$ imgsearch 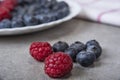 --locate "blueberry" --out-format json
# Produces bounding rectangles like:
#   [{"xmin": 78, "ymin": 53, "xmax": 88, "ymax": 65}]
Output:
[
  {"xmin": 27, "ymin": 4, "xmax": 42, "ymax": 15},
  {"xmin": 35, "ymin": 14, "xmax": 49, "ymax": 23},
  {"xmin": 52, "ymin": 1, "xmax": 70, "ymax": 19},
  {"xmin": 54, "ymin": 7, "xmax": 70, "ymax": 20},
  {"xmin": 52, "ymin": 1, "xmax": 69, "ymax": 11},
  {"xmin": 18, "ymin": 0, "xmax": 34, "ymax": 4},
  {"xmin": 86, "ymin": 40, "xmax": 100, "ymax": 46},
  {"xmin": 49, "ymin": 0, "xmax": 57, "ymax": 6},
  {"xmin": 11, "ymin": 0, "xmax": 70, "ymax": 27},
  {"xmin": 35, "ymin": 8, "xmax": 50, "ymax": 15},
  {"xmin": 53, "ymin": 41, "xmax": 69, "ymax": 52},
  {"xmin": 51, "ymin": 4, "xmax": 59, "ymax": 11},
  {"xmin": 35, "ymin": 14, "xmax": 55, "ymax": 23},
  {"xmin": 44, "ymin": 2, "xmax": 52, "ymax": 8},
  {"xmin": 41, "ymin": 9, "xmax": 50, "ymax": 14},
  {"xmin": 17, "ymin": 0, "xmax": 24, "ymax": 4},
  {"xmin": 11, "ymin": 11, "xmax": 17, "ymax": 17},
  {"xmin": 11, "ymin": 16, "xmax": 25, "ymax": 28},
  {"xmin": 12, "ymin": 6, "xmax": 28, "ymax": 17},
  {"xmin": 42, "ymin": 0, "xmax": 57, "ymax": 9},
  {"xmin": 86, "ymin": 45, "xmax": 102, "ymax": 59},
  {"xmin": 65, "ymin": 48, "xmax": 78, "ymax": 62},
  {"xmin": 86, "ymin": 40, "xmax": 102, "ymax": 59},
  {"xmin": 23, "ymin": 14, "xmax": 39, "ymax": 26},
  {"xmin": 70, "ymin": 41, "xmax": 86, "ymax": 53},
  {"xmin": 27, "ymin": 5, "xmax": 37, "ymax": 15},
  {"xmin": 57, "ymin": 1, "xmax": 69, "ymax": 8},
  {"xmin": 24, "ymin": 0, "xmax": 34, "ymax": 3},
  {"xmin": 36, "ymin": 0, "xmax": 47, "ymax": 5},
  {"xmin": 46, "ymin": 13, "xmax": 57, "ymax": 21},
  {"xmin": 0, "ymin": 19, "xmax": 11, "ymax": 29},
  {"xmin": 76, "ymin": 51, "xmax": 96, "ymax": 67}
]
